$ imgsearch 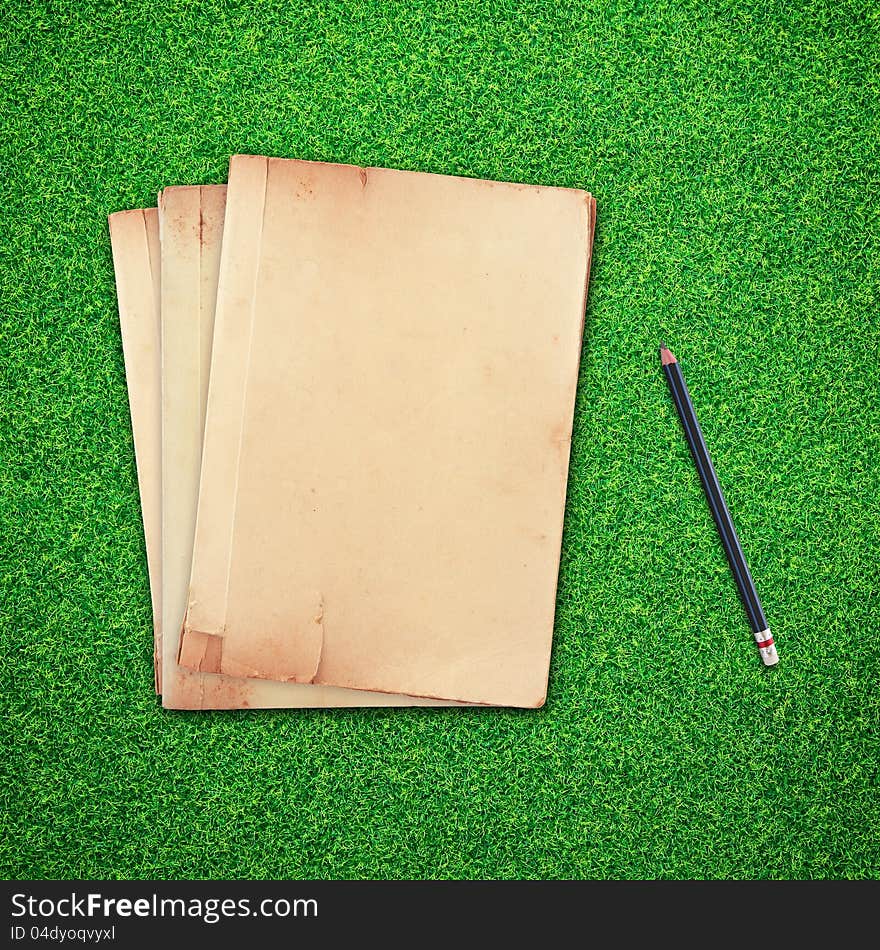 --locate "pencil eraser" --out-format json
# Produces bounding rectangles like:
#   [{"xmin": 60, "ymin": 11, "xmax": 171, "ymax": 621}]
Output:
[{"xmin": 754, "ymin": 629, "xmax": 779, "ymax": 666}]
